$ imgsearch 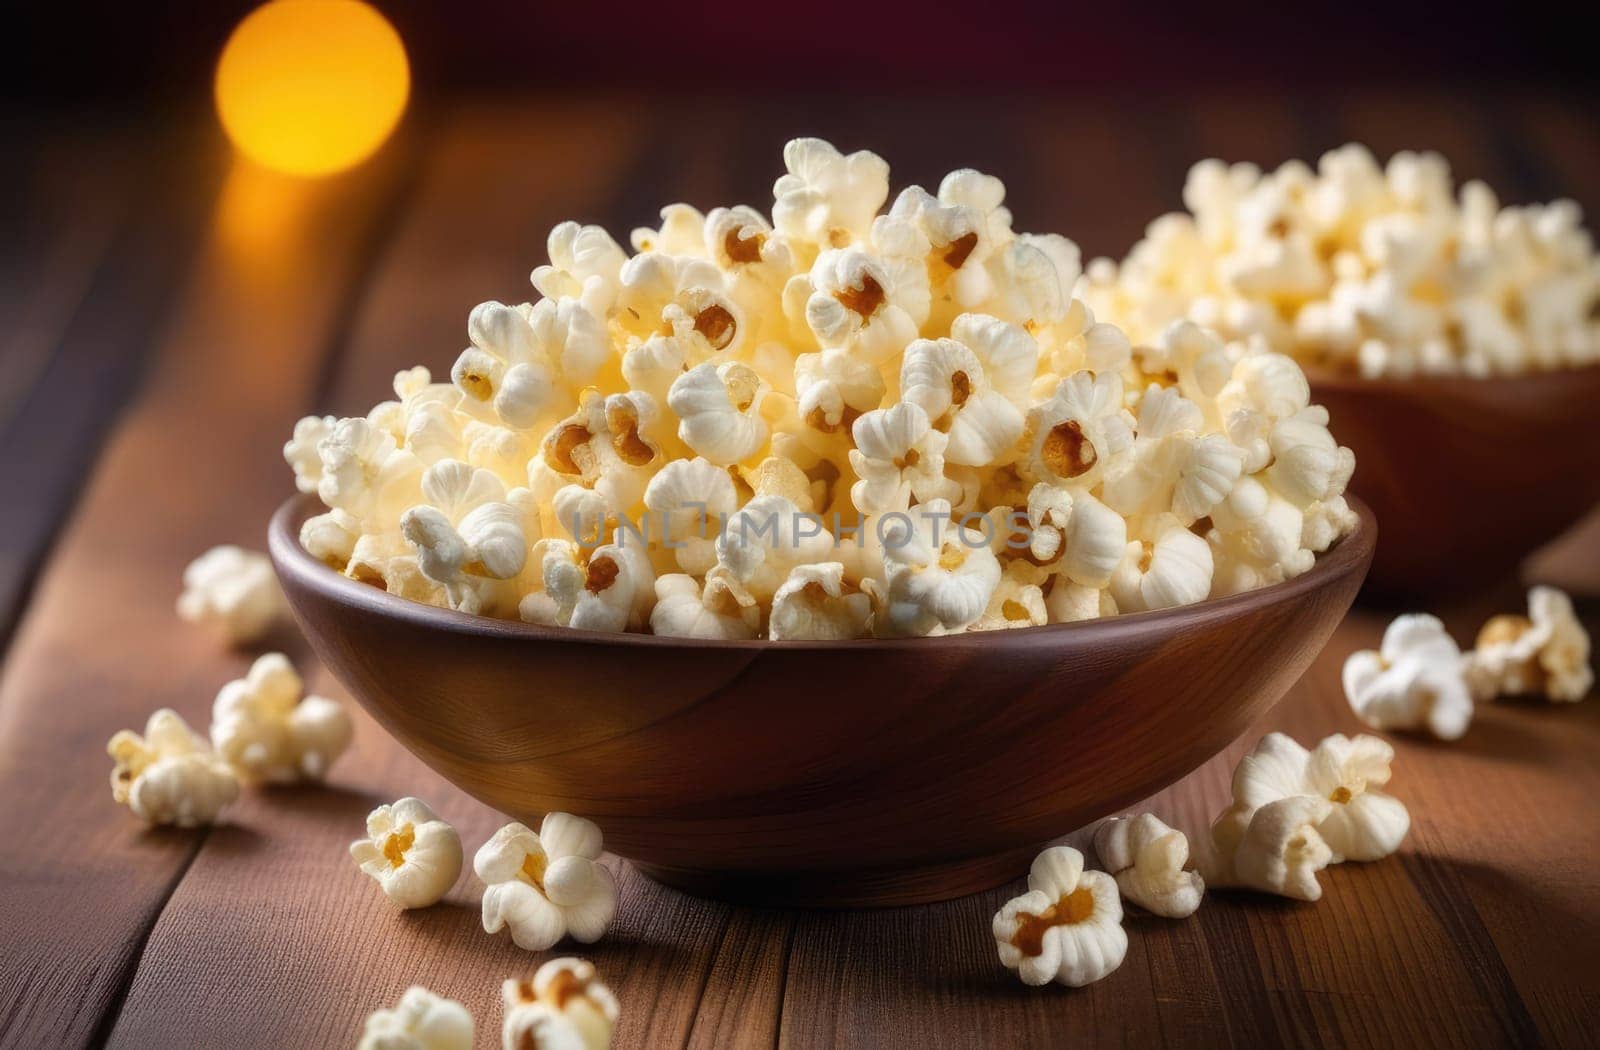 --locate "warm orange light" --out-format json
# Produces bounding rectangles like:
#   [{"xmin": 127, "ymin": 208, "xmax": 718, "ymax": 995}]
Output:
[{"xmin": 215, "ymin": 0, "xmax": 409, "ymax": 177}]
